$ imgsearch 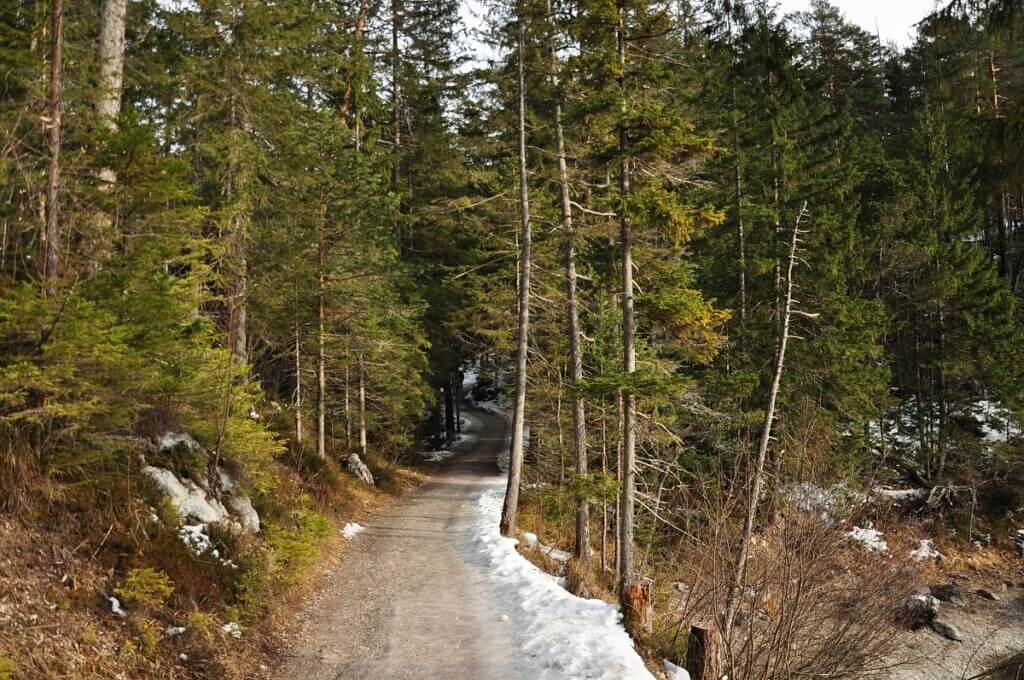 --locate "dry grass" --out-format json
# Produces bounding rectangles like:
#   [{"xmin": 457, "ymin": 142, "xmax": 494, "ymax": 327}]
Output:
[{"xmin": 0, "ymin": 453, "xmax": 426, "ymax": 679}]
